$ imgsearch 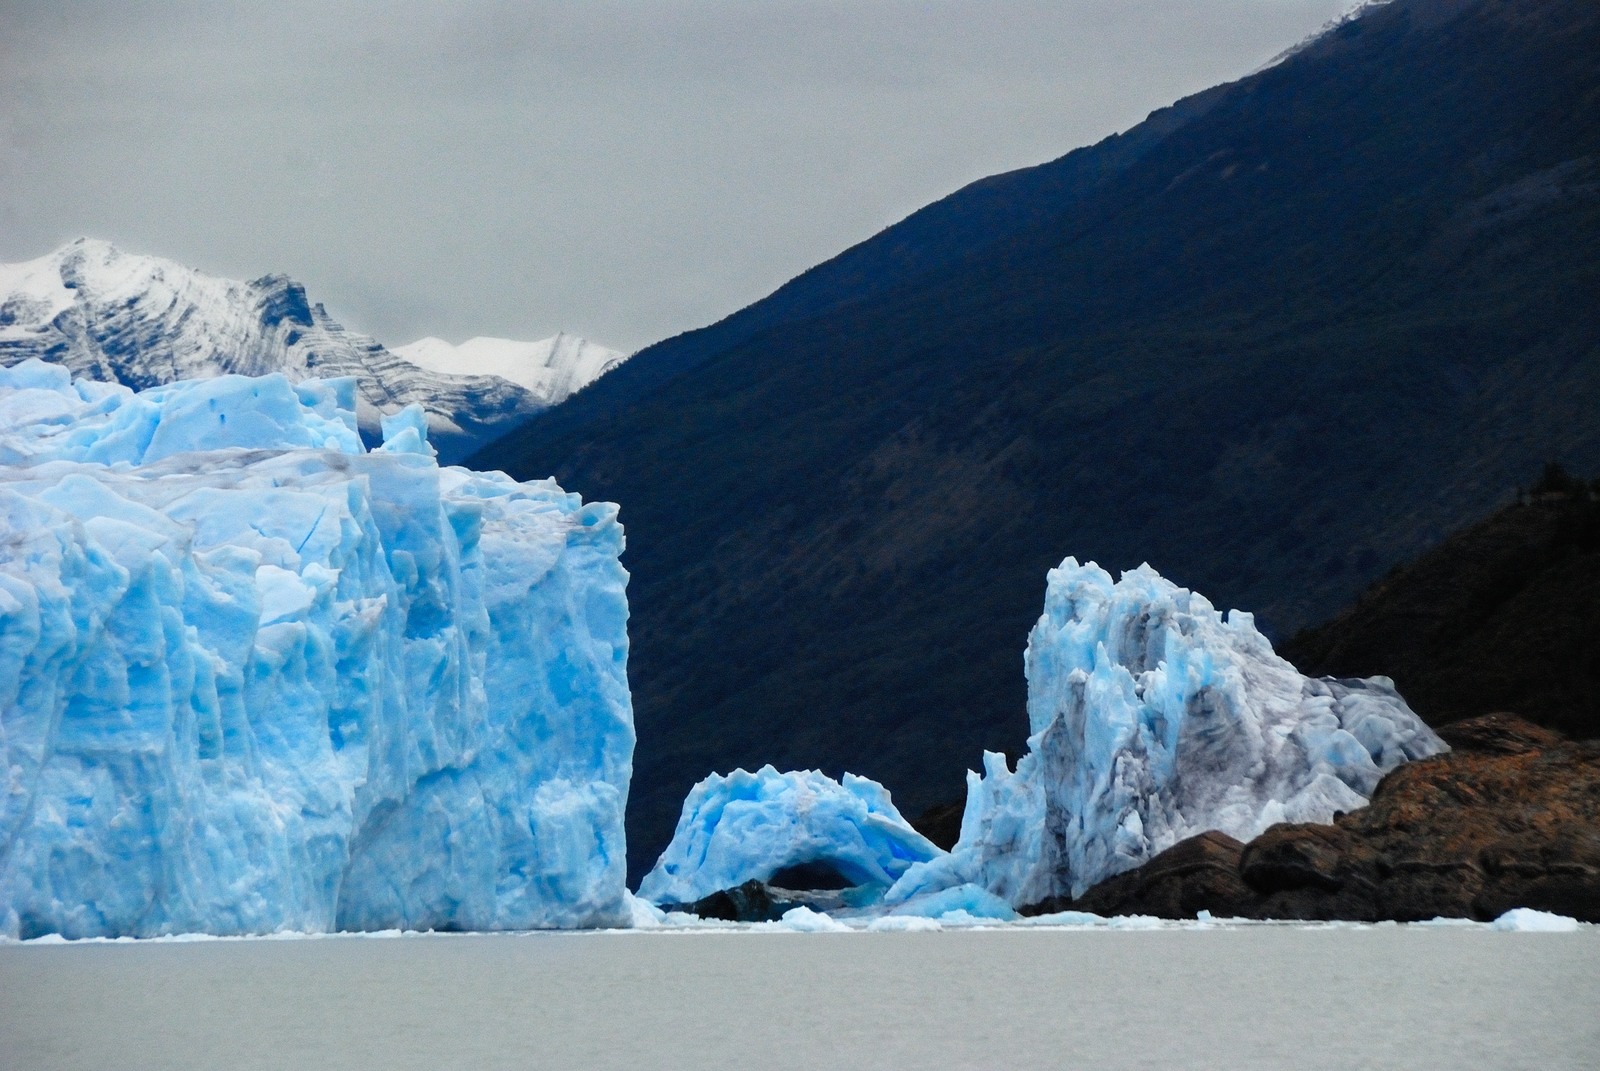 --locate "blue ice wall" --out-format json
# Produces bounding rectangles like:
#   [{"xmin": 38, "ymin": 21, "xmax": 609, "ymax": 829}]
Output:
[{"xmin": 0, "ymin": 361, "xmax": 633, "ymax": 937}]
